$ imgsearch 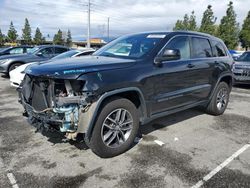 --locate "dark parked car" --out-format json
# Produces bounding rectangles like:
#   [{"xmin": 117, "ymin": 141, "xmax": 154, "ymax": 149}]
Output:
[
  {"xmin": 232, "ymin": 51, "xmax": 250, "ymax": 84},
  {"xmin": 50, "ymin": 49, "xmax": 95, "ymax": 60},
  {"xmin": 9, "ymin": 49, "xmax": 96, "ymax": 87},
  {"xmin": 0, "ymin": 45, "xmax": 69, "ymax": 74},
  {"xmin": 18, "ymin": 31, "xmax": 233, "ymax": 158},
  {"xmin": 0, "ymin": 46, "xmax": 33, "ymax": 56}
]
